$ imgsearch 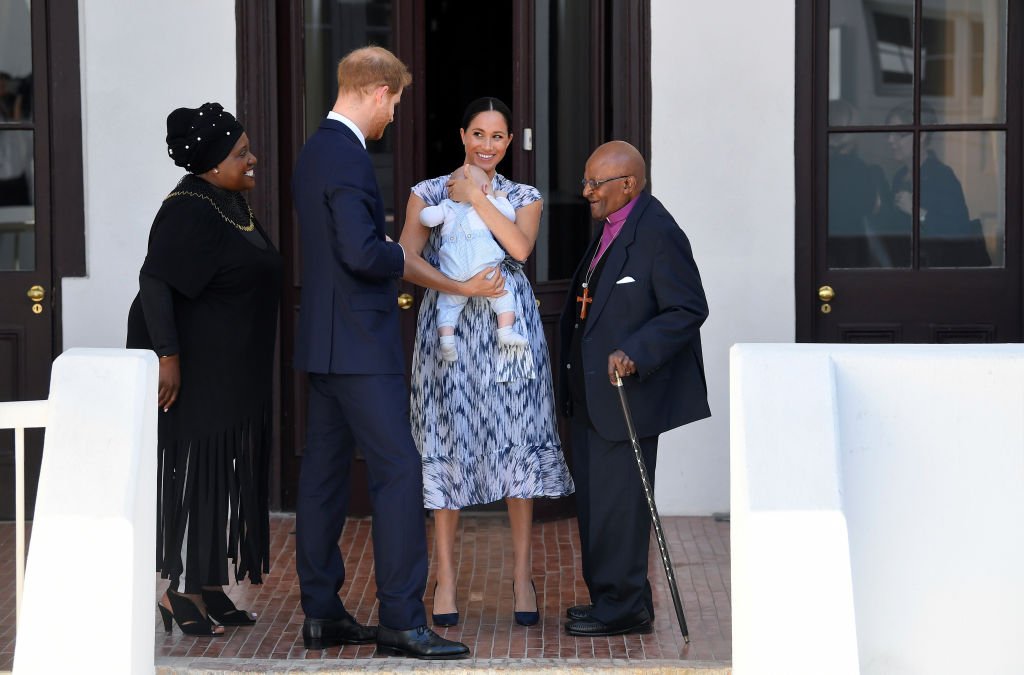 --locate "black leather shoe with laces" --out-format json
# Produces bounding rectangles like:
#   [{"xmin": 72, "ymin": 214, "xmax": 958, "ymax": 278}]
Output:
[
  {"xmin": 302, "ymin": 615, "xmax": 377, "ymax": 650},
  {"xmin": 376, "ymin": 625, "xmax": 470, "ymax": 660}
]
